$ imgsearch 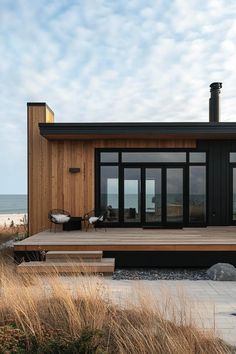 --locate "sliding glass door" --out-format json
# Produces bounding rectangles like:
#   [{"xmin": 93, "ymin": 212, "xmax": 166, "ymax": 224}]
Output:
[
  {"xmin": 97, "ymin": 150, "xmax": 207, "ymax": 227},
  {"xmin": 166, "ymin": 168, "xmax": 183, "ymax": 224},
  {"xmin": 145, "ymin": 168, "xmax": 162, "ymax": 223},
  {"xmin": 189, "ymin": 166, "xmax": 206, "ymax": 224},
  {"xmin": 122, "ymin": 166, "xmax": 184, "ymax": 226},
  {"xmin": 231, "ymin": 166, "xmax": 236, "ymax": 224},
  {"xmin": 100, "ymin": 166, "xmax": 119, "ymax": 222},
  {"xmin": 124, "ymin": 168, "xmax": 141, "ymax": 223}
]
